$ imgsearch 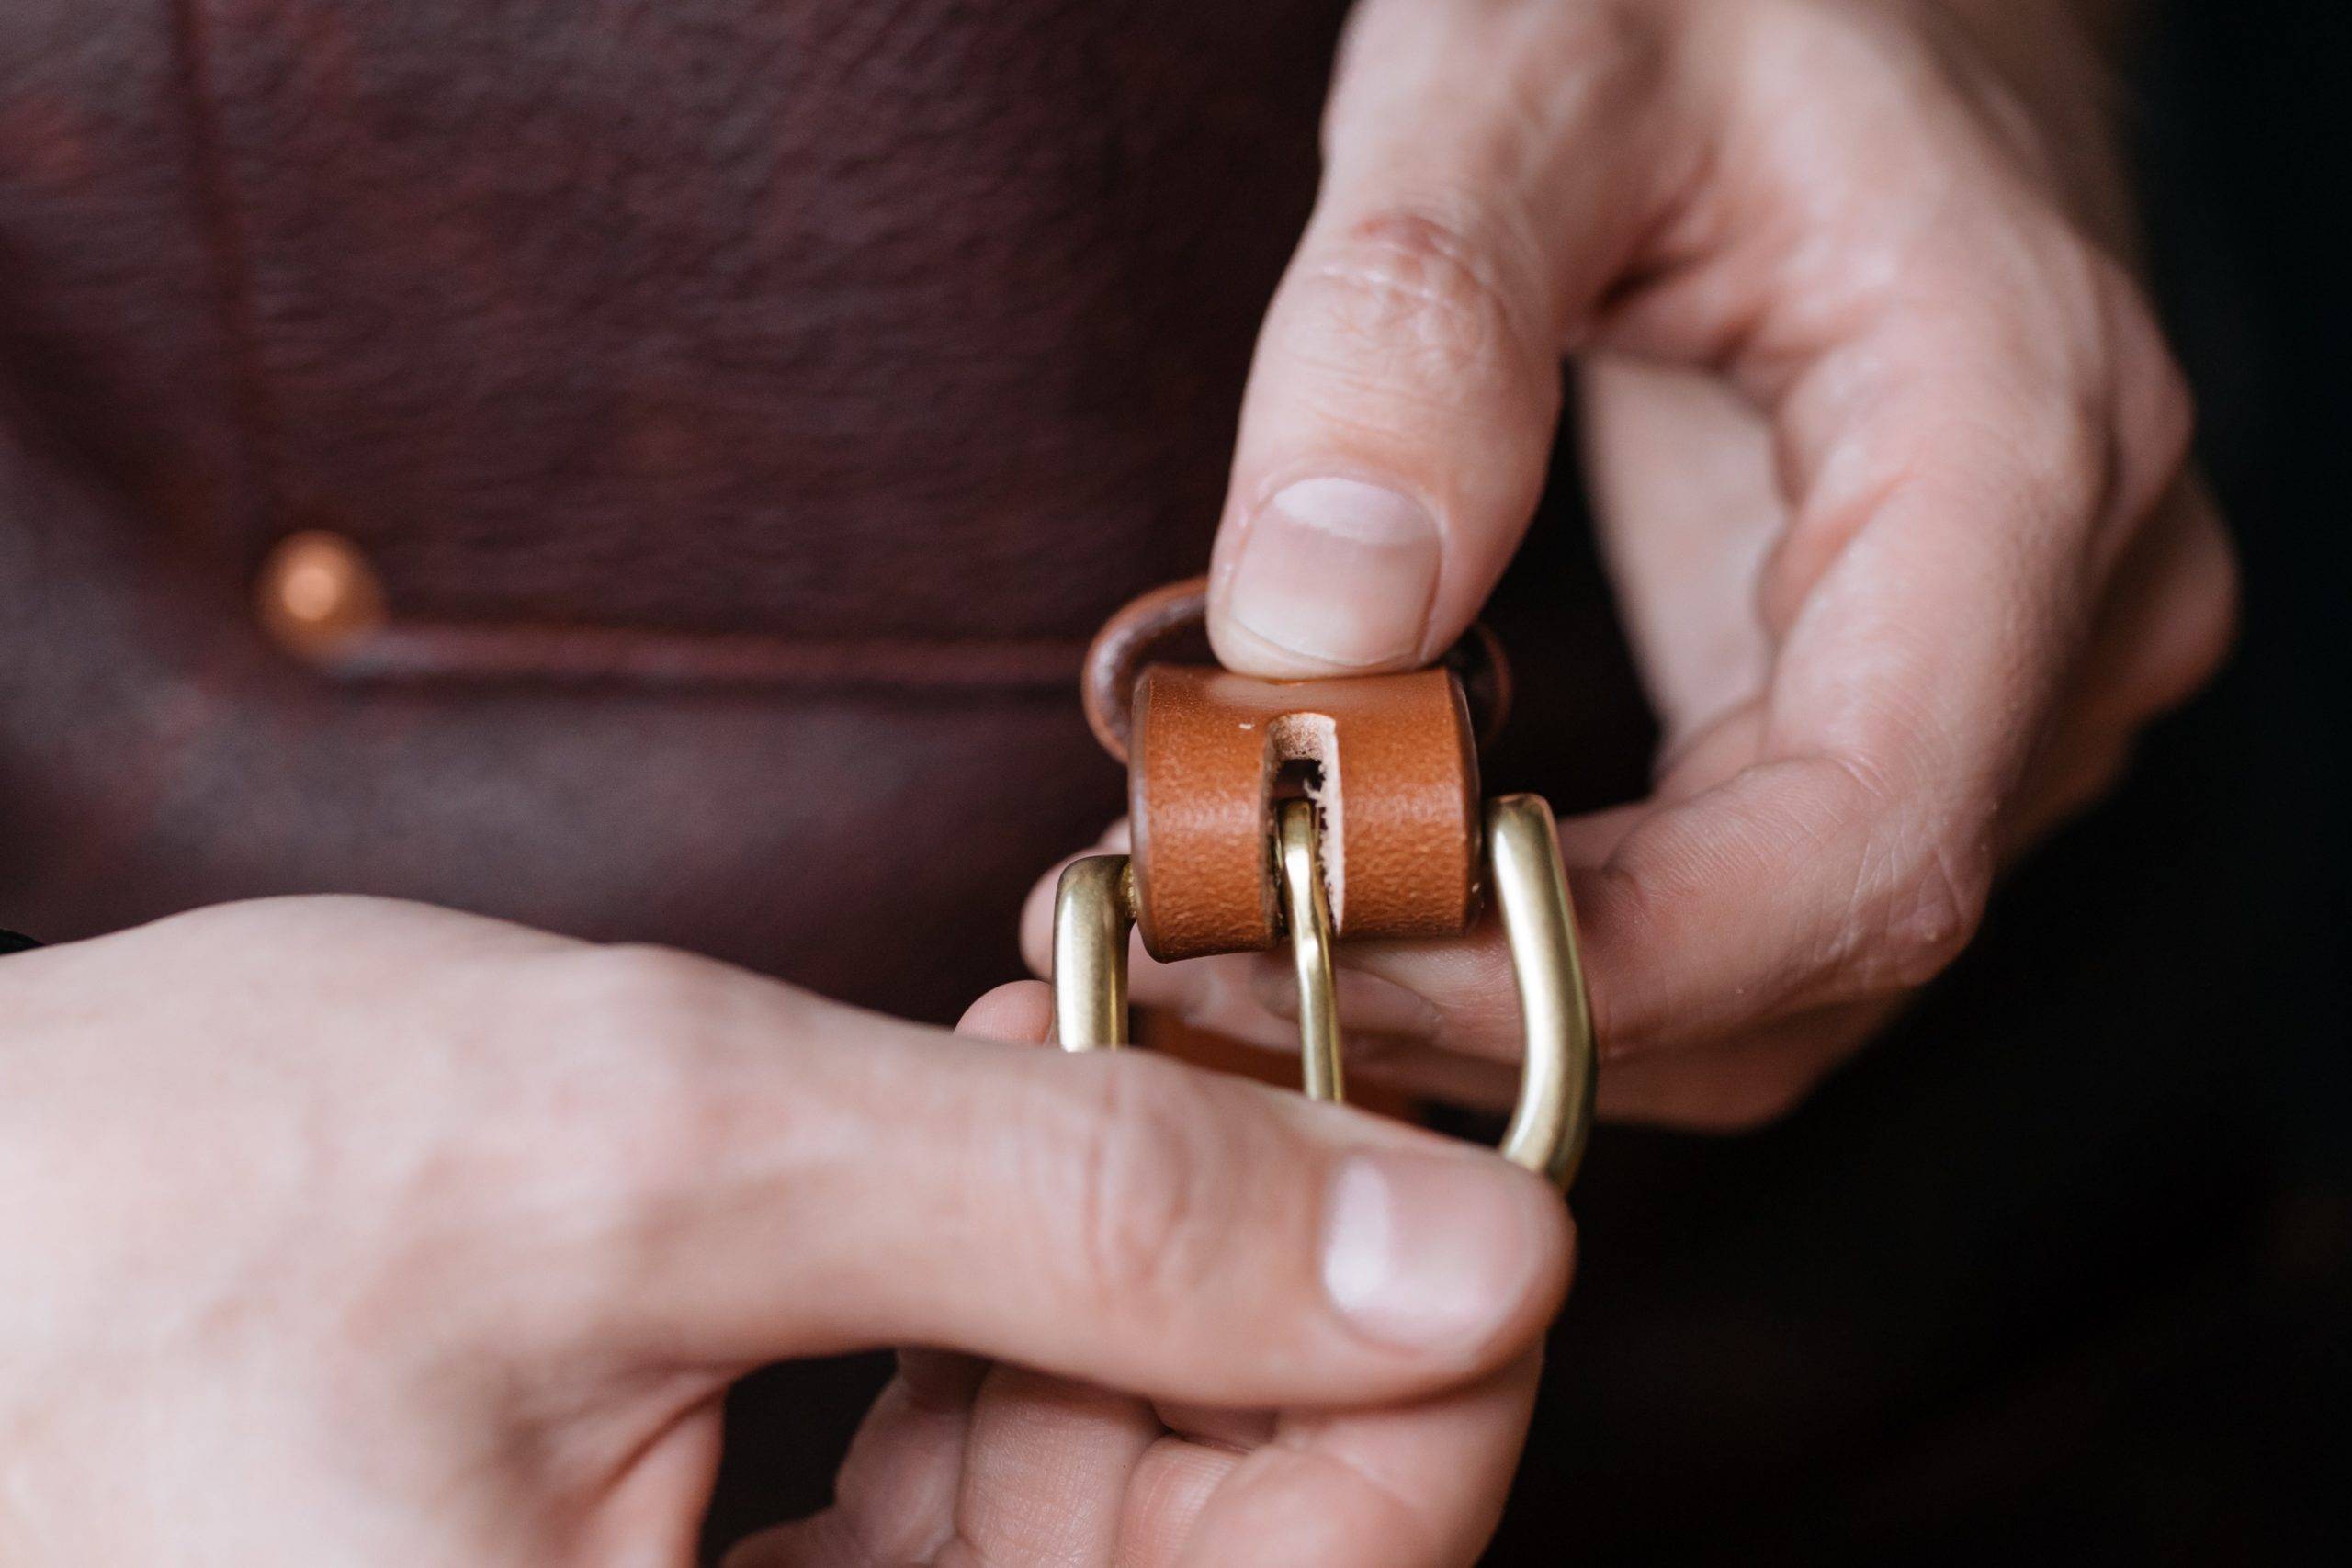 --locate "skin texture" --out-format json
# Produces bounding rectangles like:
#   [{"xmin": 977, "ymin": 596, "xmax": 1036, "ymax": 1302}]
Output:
[
  {"xmin": 732, "ymin": 984, "xmax": 1549, "ymax": 1568},
  {"xmin": 1028, "ymin": 0, "xmax": 2237, "ymax": 1132},
  {"xmin": 0, "ymin": 900, "xmax": 1566, "ymax": 1565}
]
